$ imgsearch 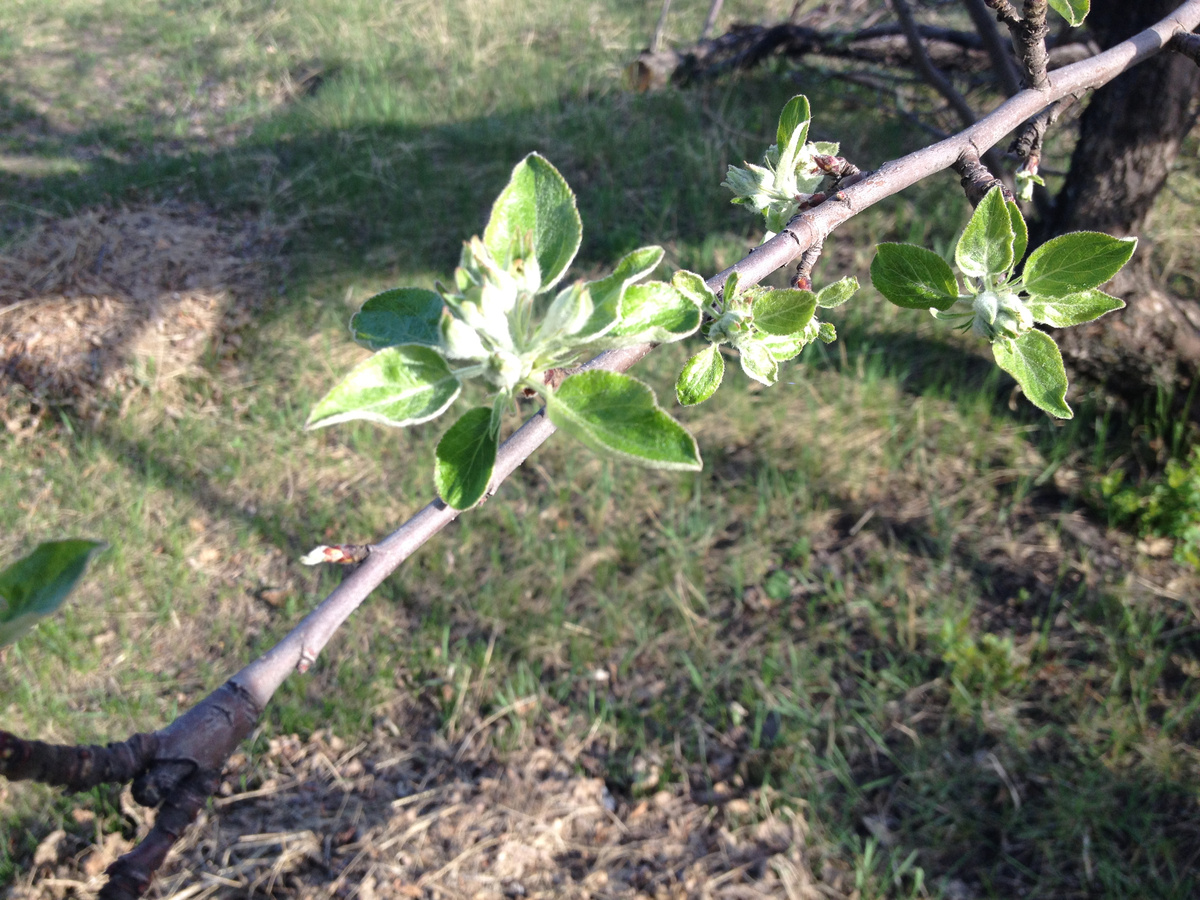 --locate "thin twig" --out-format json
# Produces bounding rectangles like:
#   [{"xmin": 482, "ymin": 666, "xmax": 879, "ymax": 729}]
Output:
[
  {"xmin": 699, "ymin": 0, "xmax": 724, "ymax": 41},
  {"xmin": 1009, "ymin": 93, "xmax": 1079, "ymax": 163},
  {"xmin": 983, "ymin": 0, "xmax": 1021, "ymax": 28},
  {"xmin": 791, "ymin": 241, "xmax": 824, "ymax": 291},
  {"xmin": 964, "ymin": 0, "xmax": 1024, "ymax": 94},
  {"xmin": 650, "ymin": 0, "xmax": 672, "ymax": 53},
  {"xmin": 891, "ymin": 0, "xmax": 978, "ymax": 127}
]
